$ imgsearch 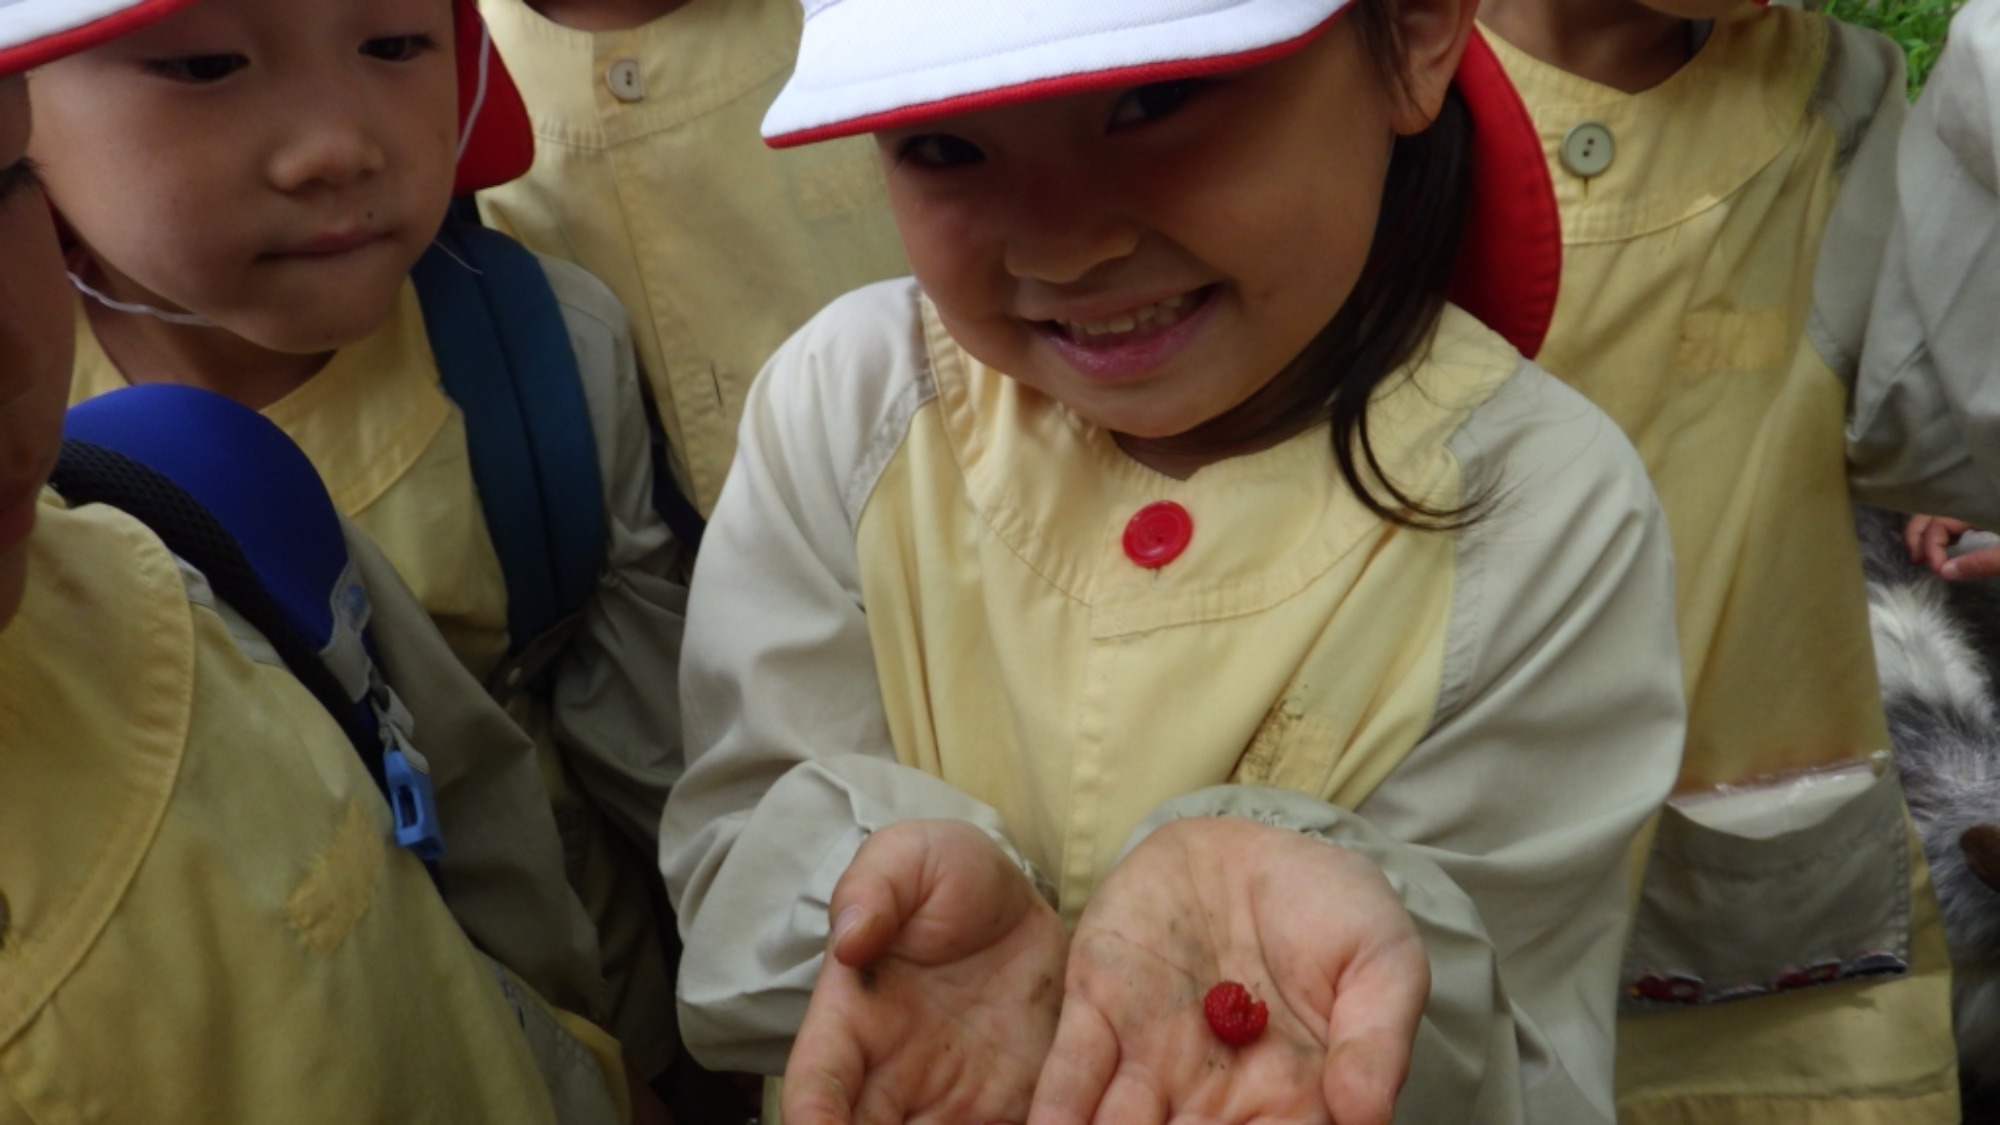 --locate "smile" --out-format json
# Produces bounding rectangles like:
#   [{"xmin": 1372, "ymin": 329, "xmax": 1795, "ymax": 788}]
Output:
[
  {"xmin": 1034, "ymin": 285, "xmax": 1220, "ymax": 383},
  {"xmin": 1051, "ymin": 290, "xmax": 1205, "ymax": 346}
]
